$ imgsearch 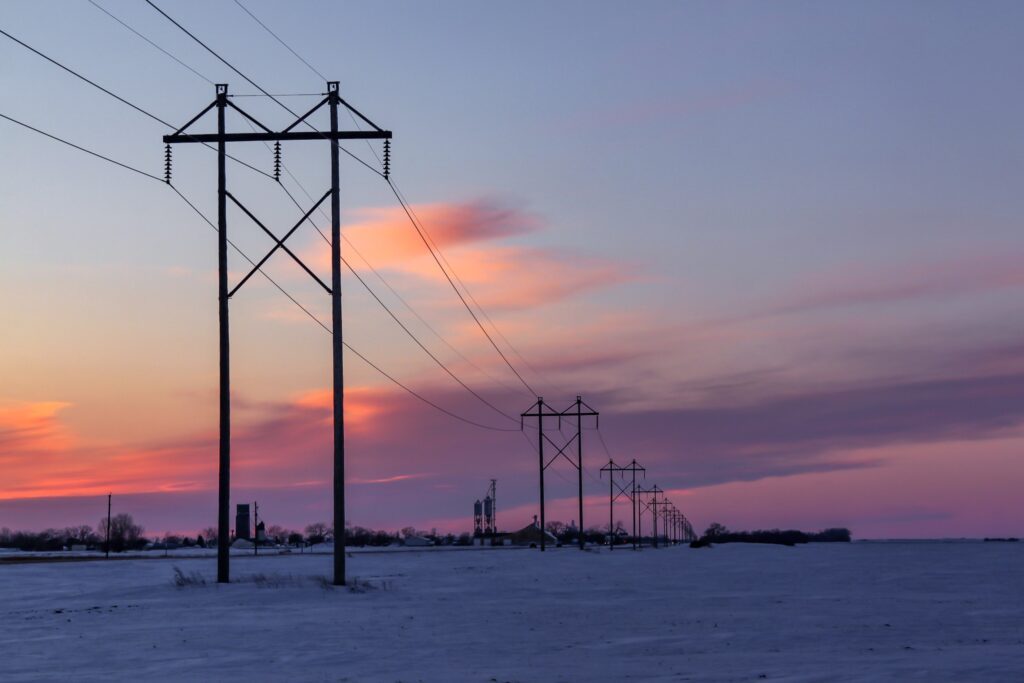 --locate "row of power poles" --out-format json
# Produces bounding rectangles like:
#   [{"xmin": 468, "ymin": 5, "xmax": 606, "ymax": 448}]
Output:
[{"xmin": 521, "ymin": 396, "xmax": 696, "ymax": 551}]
